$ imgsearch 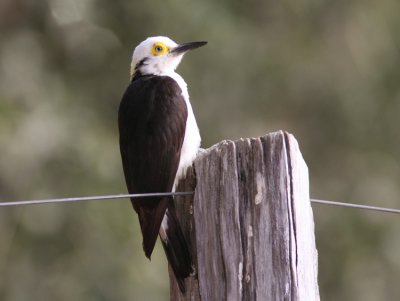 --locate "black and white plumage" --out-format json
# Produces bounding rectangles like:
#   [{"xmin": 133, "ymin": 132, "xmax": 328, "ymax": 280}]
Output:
[{"xmin": 118, "ymin": 36, "xmax": 206, "ymax": 292}]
